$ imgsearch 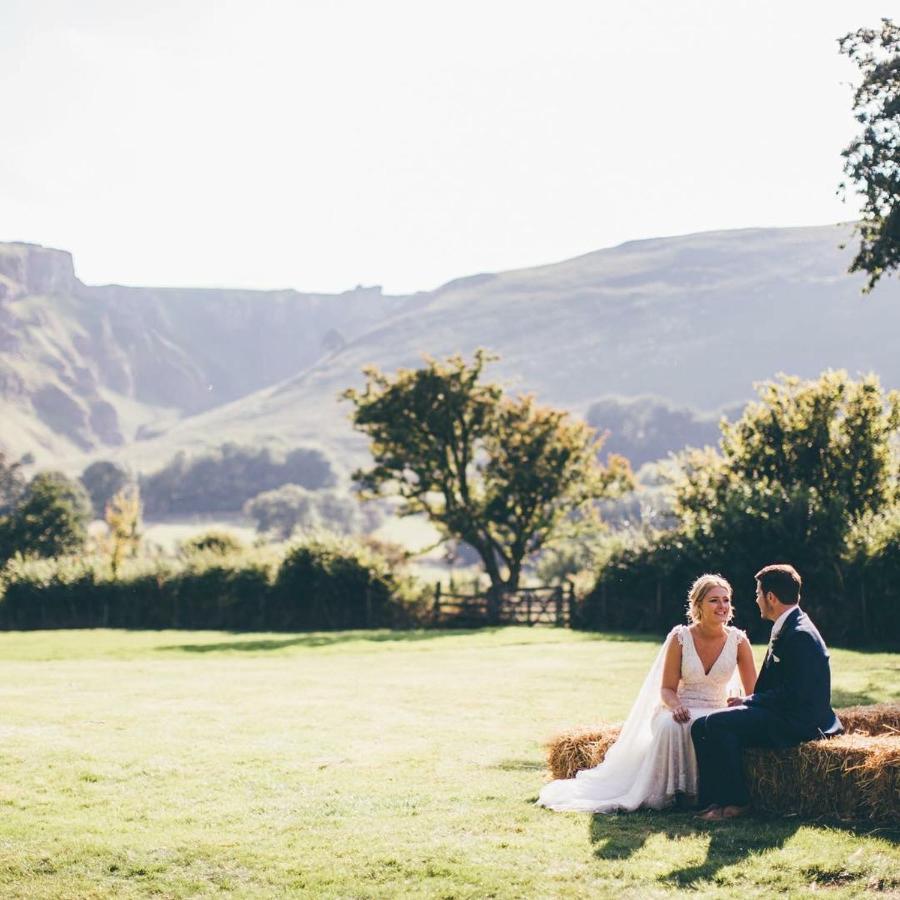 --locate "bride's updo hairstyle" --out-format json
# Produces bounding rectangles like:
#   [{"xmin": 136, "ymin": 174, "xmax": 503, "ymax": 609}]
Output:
[{"xmin": 686, "ymin": 573, "xmax": 733, "ymax": 624}]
